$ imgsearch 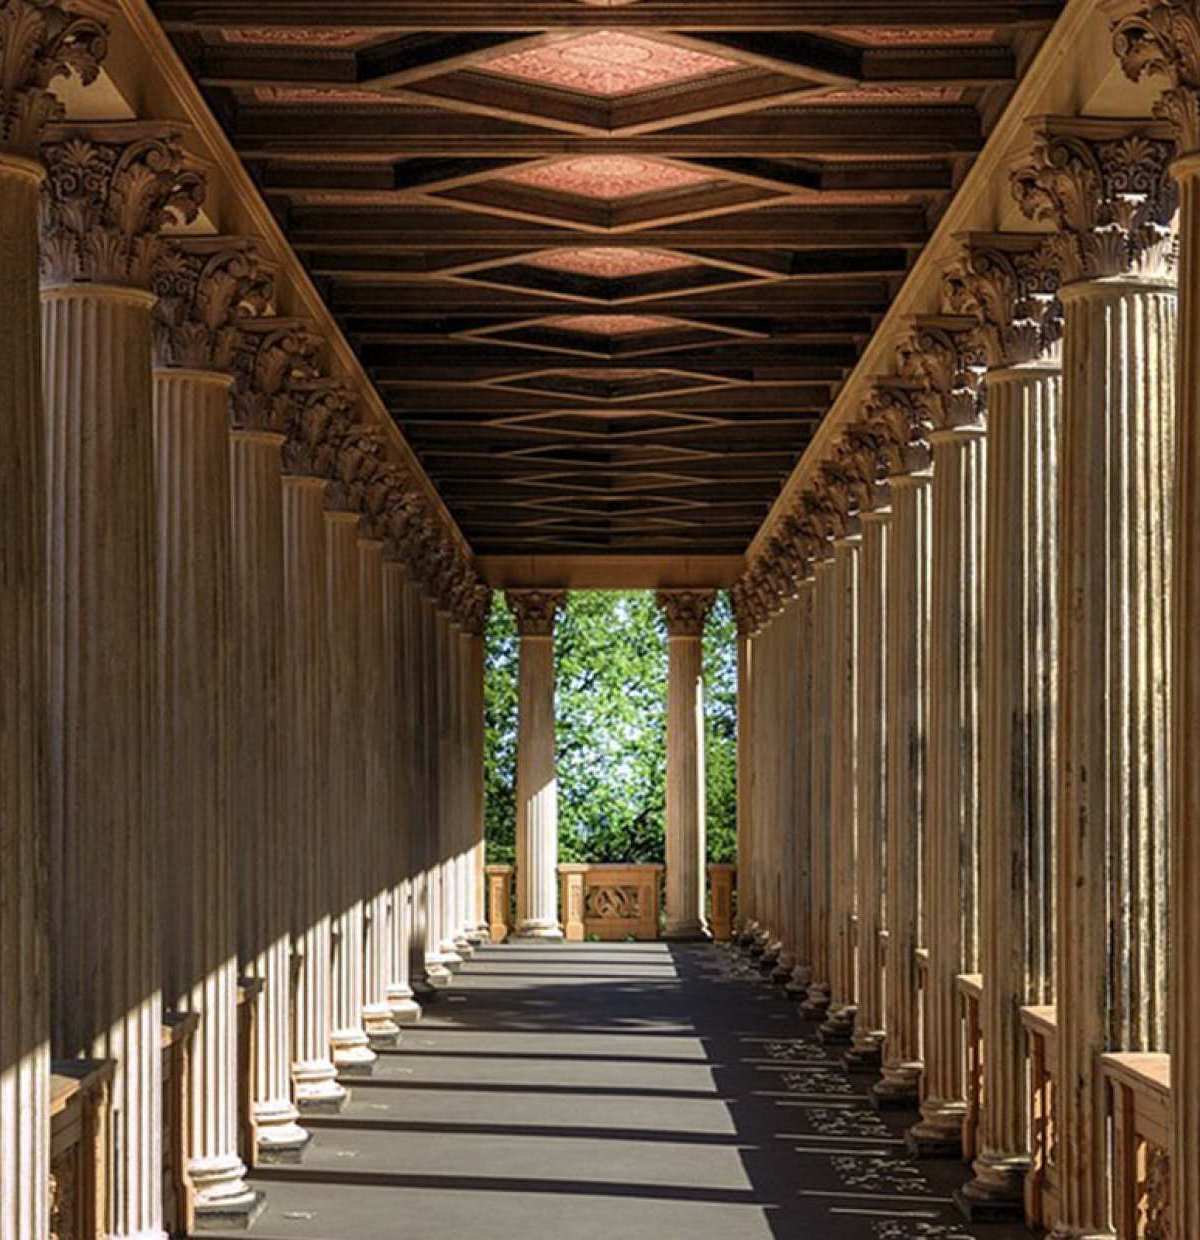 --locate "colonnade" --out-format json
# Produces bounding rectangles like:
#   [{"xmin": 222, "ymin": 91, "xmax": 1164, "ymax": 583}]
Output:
[
  {"xmin": 732, "ymin": 88, "xmax": 1197, "ymax": 1237},
  {"xmin": 506, "ymin": 588, "xmax": 718, "ymax": 942},
  {"xmin": 0, "ymin": 7, "xmax": 490, "ymax": 1233}
]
